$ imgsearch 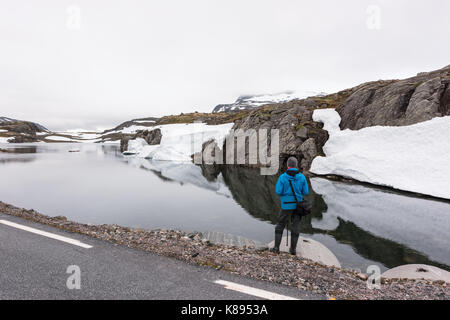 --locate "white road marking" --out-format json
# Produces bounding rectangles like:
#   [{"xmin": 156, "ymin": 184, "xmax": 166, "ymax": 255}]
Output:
[
  {"xmin": 0, "ymin": 220, "xmax": 93, "ymax": 249},
  {"xmin": 214, "ymin": 280, "xmax": 299, "ymax": 300}
]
